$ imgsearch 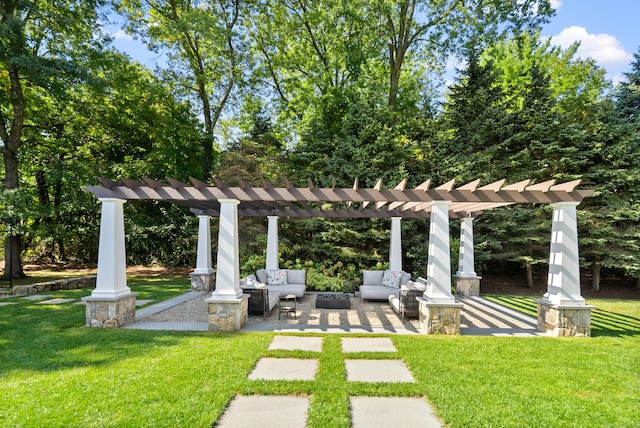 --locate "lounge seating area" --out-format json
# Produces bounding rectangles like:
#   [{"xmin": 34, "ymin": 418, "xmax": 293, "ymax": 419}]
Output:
[
  {"xmin": 240, "ymin": 269, "xmax": 307, "ymax": 317},
  {"xmin": 360, "ymin": 270, "xmax": 427, "ymax": 321},
  {"xmin": 359, "ymin": 269, "xmax": 412, "ymax": 300},
  {"xmin": 388, "ymin": 278, "xmax": 428, "ymax": 321}
]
